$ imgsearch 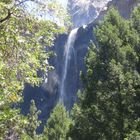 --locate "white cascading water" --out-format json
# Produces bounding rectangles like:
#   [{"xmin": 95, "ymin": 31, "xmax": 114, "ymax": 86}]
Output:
[
  {"xmin": 59, "ymin": 0, "xmax": 113, "ymax": 105},
  {"xmin": 60, "ymin": 28, "xmax": 78, "ymax": 103}
]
